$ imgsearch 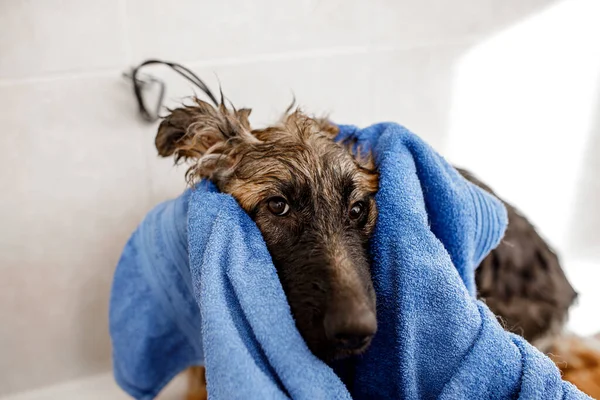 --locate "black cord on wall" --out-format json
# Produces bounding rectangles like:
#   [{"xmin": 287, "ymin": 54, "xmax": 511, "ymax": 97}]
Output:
[{"xmin": 123, "ymin": 59, "xmax": 219, "ymax": 122}]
